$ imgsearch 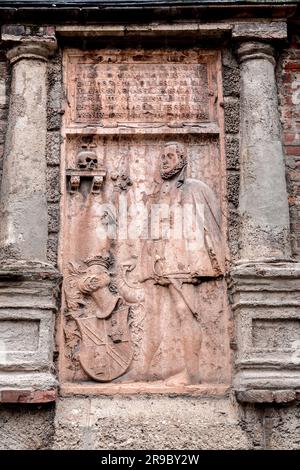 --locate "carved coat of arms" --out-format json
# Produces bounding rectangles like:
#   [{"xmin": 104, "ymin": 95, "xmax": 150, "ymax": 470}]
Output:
[{"xmin": 64, "ymin": 252, "xmax": 133, "ymax": 381}]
